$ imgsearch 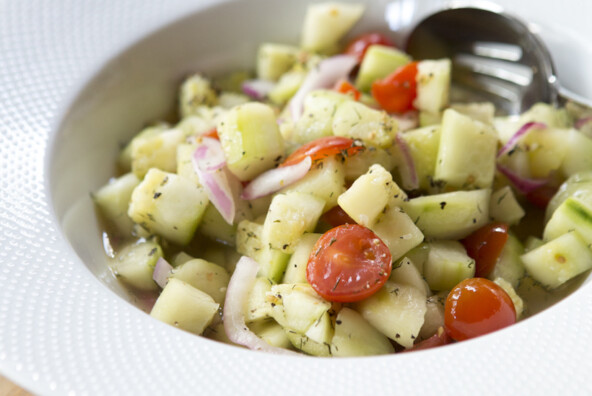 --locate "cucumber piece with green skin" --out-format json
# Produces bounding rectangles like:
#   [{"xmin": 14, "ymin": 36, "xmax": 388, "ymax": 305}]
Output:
[
  {"xmin": 338, "ymin": 164, "xmax": 396, "ymax": 227},
  {"xmin": 292, "ymin": 90, "xmax": 350, "ymax": 144},
  {"xmin": 397, "ymin": 125, "xmax": 441, "ymax": 191},
  {"xmin": 354, "ymin": 281, "xmax": 426, "ymax": 349},
  {"xmin": 370, "ymin": 206, "xmax": 424, "ymax": 261},
  {"xmin": 544, "ymin": 196, "xmax": 592, "ymax": 245},
  {"xmin": 488, "ymin": 233, "xmax": 525, "ymax": 289},
  {"xmin": 283, "ymin": 233, "xmax": 322, "ymax": 284},
  {"xmin": 131, "ymin": 128, "xmax": 185, "ymax": 179},
  {"xmin": 249, "ymin": 320, "xmax": 292, "ymax": 349},
  {"xmin": 403, "ymin": 242, "xmax": 430, "ymax": 274},
  {"xmin": 169, "ymin": 258, "xmax": 230, "ymax": 304},
  {"xmin": 128, "ymin": 168, "xmax": 209, "ymax": 245},
  {"xmin": 402, "ymin": 189, "xmax": 491, "ymax": 240},
  {"xmin": 424, "ymin": 240, "xmax": 475, "ymax": 292},
  {"xmin": 256, "ymin": 43, "xmax": 300, "ymax": 82},
  {"xmin": 522, "ymin": 127, "xmax": 568, "ymax": 179},
  {"xmin": 217, "ymin": 102, "xmax": 285, "ymax": 181},
  {"xmin": 355, "ymin": 45, "xmax": 411, "ymax": 92},
  {"xmin": 332, "ymin": 100, "xmax": 398, "ymax": 148},
  {"xmin": 262, "ymin": 192, "xmax": 325, "ymax": 254},
  {"xmin": 268, "ymin": 69, "xmax": 307, "ymax": 105},
  {"xmin": 198, "ymin": 204, "xmax": 236, "ymax": 246},
  {"xmin": 245, "ymin": 277, "xmax": 274, "ymax": 323},
  {"xmin": 150, "ymin": 278, "xmax": 219, "ymax": 335},
  {"xmin": 434, "ymin": 109, "xmax": 498, "ymax": 189},
  {"xmin": 489, "ymin": 186, "xmax": 525, "ymax": 225},
  {"xmin": 179, "ymin": 74, "xmax": 218, "ymax": 118},
  {"xmin": 521, "ymin": 231, "xmax": 592, "ymax": 289},
  {"xmin": 280, "ymin": 157, "xmax": 346, "ymax": 213},
  {"xmin": 546, "ymin": 171, "xmax": 592, "ymax": 222},
  {"xmin": 561, "ymin": 128, "xmax": 592, "ymax": 177},
  {"xmin": 413, "ymin": 59, "xmax": 451, "ymax": 114},
  {"xmin": 93, "ymin": 172, "xmax": 140, "ymax": 236},
  {"xmin": 286, "ymin": 331, "xmax": 331, "ymax": 357},
  {"xmin": 493, "ymin": 277, "xmax": 524, "ymax": 319},
  {"xmin": 118, "ymin": 123, "xmax": 168, "ymax": 172},
  {"xmin": 331, "ymin": 307, "xmax": 394, "ymax": 357},
  {"xmin": 111, "ymin": 240, "xmax": 162, "ymax": 292},
  {"xmin": 391, "ymin": 257, "xmax": 430, "ymax": 296},
  {"xmin": 300, "ymin": 2, "xmax": 365, "ymax": 54}
]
